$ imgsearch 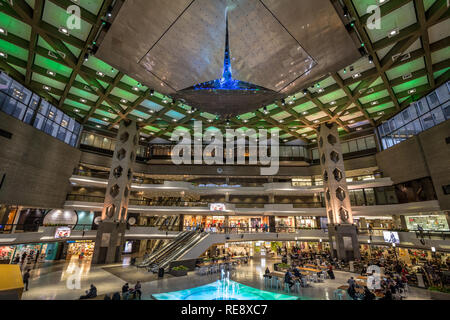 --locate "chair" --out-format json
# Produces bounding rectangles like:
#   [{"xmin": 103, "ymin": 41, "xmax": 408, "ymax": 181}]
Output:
[
  {"xmin": 271, "ymin": 277, "xmax": 281, "ymax": 290},
  {"xmin": 333, "ymin": 289, "xmax": 346, "ymax": 300},
  {"xmin": 301, "ymin": 277, "xmax": 308, "ymax": 287},
  {"xmin": 264, "ymin": 276, "xmax": 270, "ymax": 288},
  {"xmin": 311, "ymin": 273, "xmax": 318, "ymax": 282},
  {"xmin": 284, "ymin": 282, "xmax": 291, "ymax": 294},
  {"xmin": 294, "ymin": 281, "xmax": 301, "ymax": 294},
  {"xmin": 319, "ymin": 273, "xmax": 326, "ymax": 282}
]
